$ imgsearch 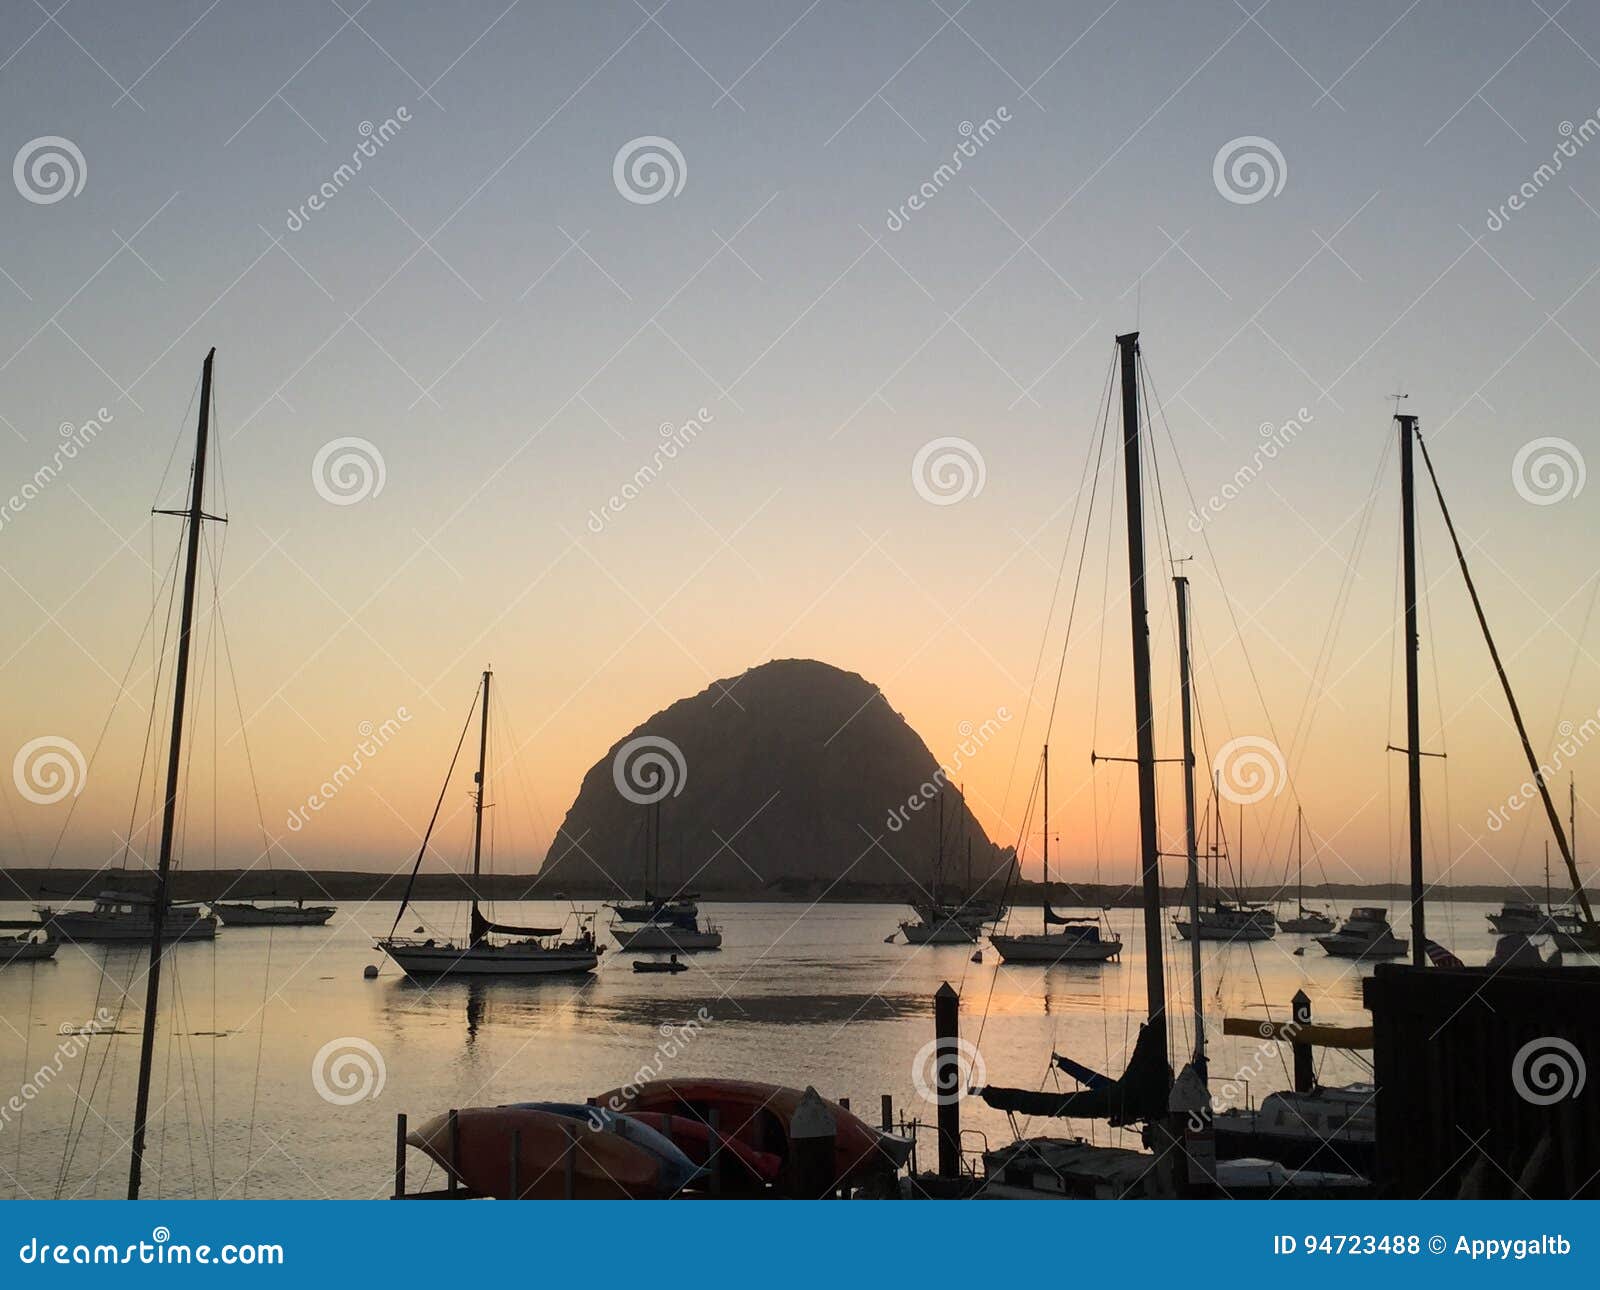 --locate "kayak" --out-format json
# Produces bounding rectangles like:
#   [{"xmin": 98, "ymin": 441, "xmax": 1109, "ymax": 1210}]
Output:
[
  {"xmin": 591, "ymin": 1079, "xmax": 912, "ymax": 1186},
  {"xmin": 624, "ymin": 1110, "xmax": 784, "ymax": 1186},
  {"xmin": 406, "ymin": 1106, "xmax": 693, "ymax": 1199},
  {"xmin": 509, "ymin": 1102, "xmax": 703, "ymax": 1193}
]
